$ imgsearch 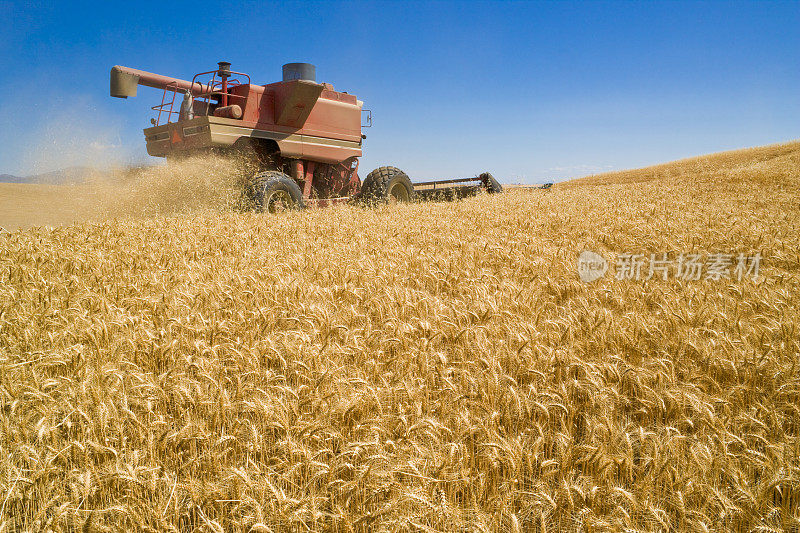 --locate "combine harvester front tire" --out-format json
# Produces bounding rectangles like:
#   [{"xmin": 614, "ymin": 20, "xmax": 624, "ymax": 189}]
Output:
[{"xmin": 252, "ymin": 171, "xmax": 305, "ymax": 213}]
